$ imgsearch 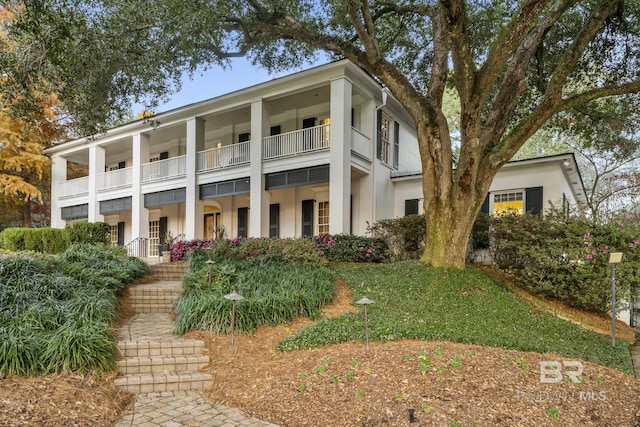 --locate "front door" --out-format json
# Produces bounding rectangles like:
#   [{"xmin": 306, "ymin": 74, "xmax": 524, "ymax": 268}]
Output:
[{"xmin": 204, "ymin": 212, "xmax": 222, "ymax": 240}]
